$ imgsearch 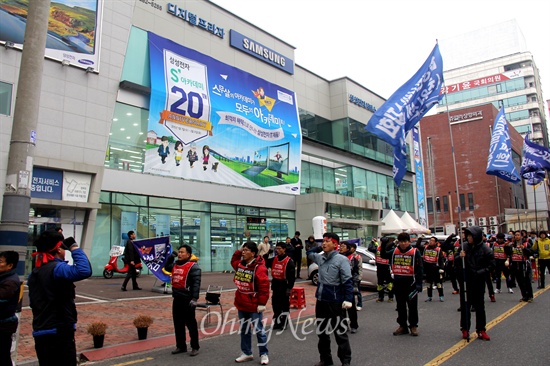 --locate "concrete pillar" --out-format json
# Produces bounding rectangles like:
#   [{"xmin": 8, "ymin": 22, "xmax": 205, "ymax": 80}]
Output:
[{"xmin": 0, "ymin": 0, "xmax": 52, "ymax": 274}]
